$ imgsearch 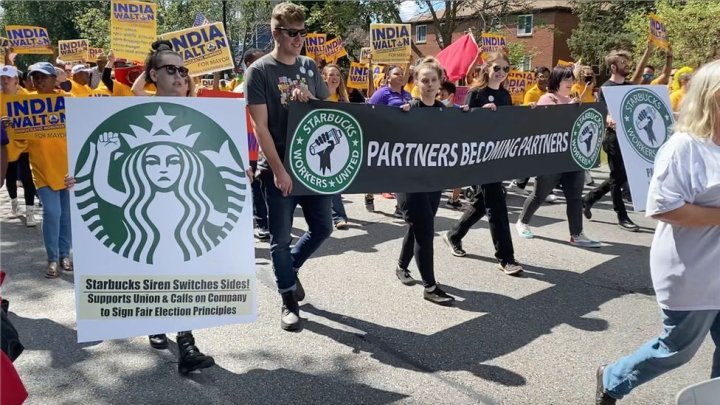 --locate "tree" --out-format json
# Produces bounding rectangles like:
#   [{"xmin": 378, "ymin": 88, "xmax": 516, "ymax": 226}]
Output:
[
  {"xmin": 624, "ymin": 0, "xmax": 720, "ymax": 69},
  {"xmin": 567, "ymin": 0, "xmax": 655, "ymax": 69},
  {"xmin": 75, "ymin": 6, "xmax": 111, "ymax": 50}
]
